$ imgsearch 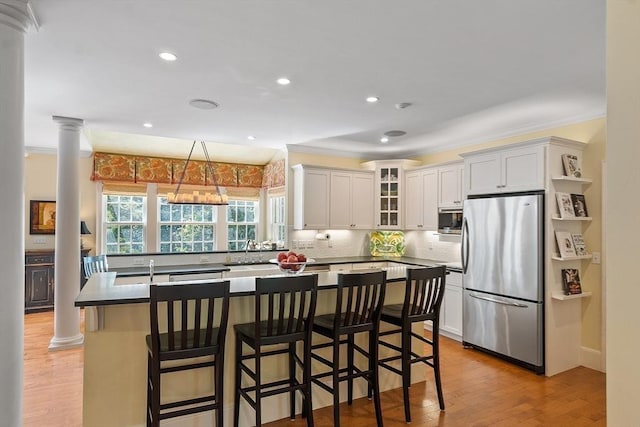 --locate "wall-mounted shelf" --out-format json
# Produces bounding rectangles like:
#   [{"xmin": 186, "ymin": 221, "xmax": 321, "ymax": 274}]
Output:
[
  {"xmin": 552, "ymin": 216, "xmax": 593, "ymax": 221},
  {"xmin": 551, "ymin": 254, "xmax": 592, "ymax": 261},
  {"xmin": 551, "ymin": 291, "xmax": 592, "ymax": 301},
  {"xmin": 551, "ymin": 176, "xmax": 592, "ymax": 185}
]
